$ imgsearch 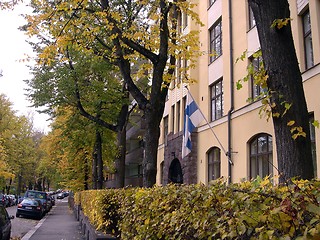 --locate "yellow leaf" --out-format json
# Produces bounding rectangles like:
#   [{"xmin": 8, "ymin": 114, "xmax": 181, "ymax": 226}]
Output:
[{"xmin": 287, "ymin": 121, "xmax": 295, "ymax": 126}]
